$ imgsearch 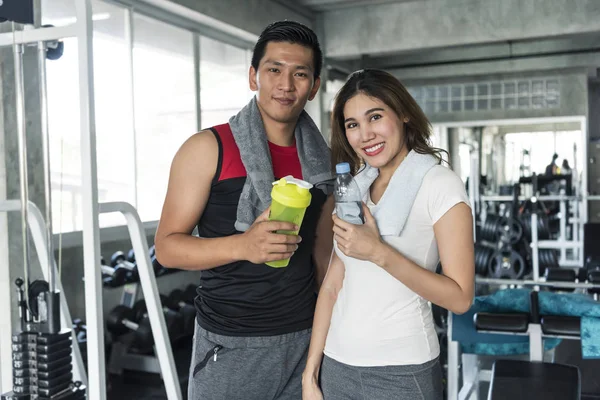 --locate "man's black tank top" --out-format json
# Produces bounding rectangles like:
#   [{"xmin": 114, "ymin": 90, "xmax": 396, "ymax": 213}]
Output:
[{"xmin": 194, "ymin": 123, "xmax": 328, "ymax": 336}]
